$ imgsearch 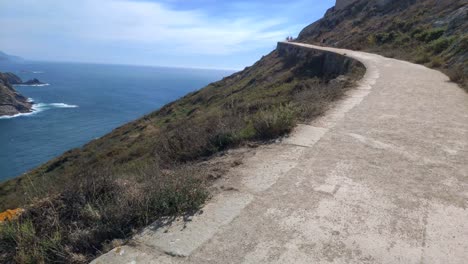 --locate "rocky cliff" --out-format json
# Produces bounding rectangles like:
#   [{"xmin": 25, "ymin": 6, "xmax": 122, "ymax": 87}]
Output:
[{"xmin": 0, "ymin": 73, "xmax": 33, "ymax": 116}]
